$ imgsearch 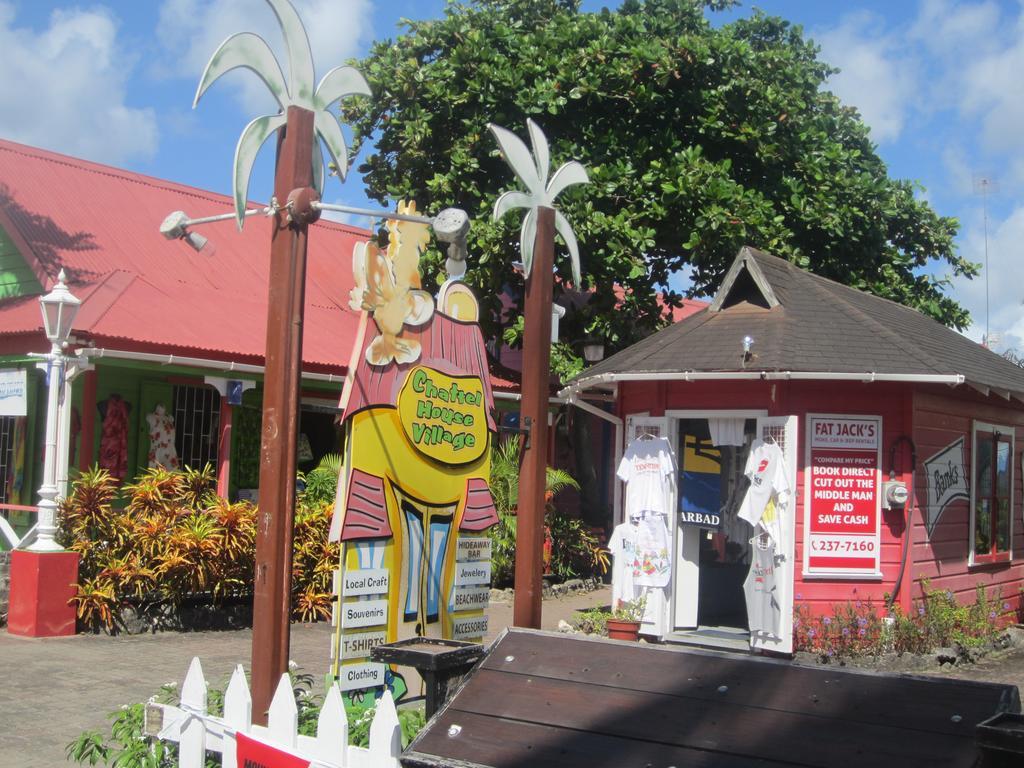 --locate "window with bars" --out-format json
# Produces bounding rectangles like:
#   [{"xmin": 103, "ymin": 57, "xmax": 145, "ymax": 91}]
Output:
[
  {"xmin": 173, "ymin": 384, "xmax": 221, "ymax": 471},
  {"xmin": 971, "ymin": 421, "xmax": 1014, "ymax": 563}
]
